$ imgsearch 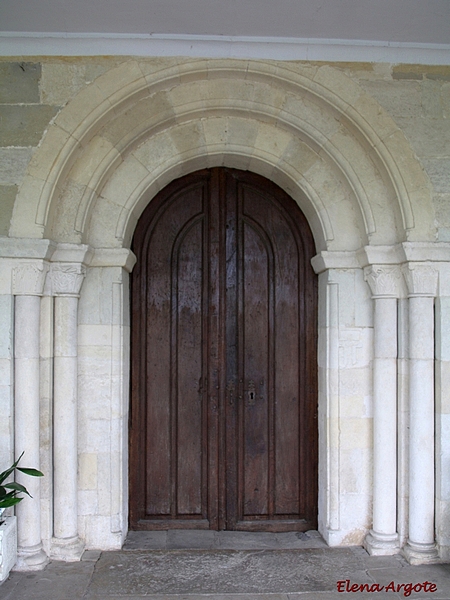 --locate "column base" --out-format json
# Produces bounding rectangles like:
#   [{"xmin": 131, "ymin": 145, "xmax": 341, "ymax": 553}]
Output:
[
  {"xmin": 403, "ymin": 540, "xmax": 440, "ymax": 565},
  {"xmin": 364, "ymin": 530, "xmax": 400, "ymax": 556},
  {"xmin": 50, "ymin": 536, "xmax": 85, "ymax": 562},
  {"xmin": 14, "ymin": 542, "xmax": 49, "ymax": 571}
]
